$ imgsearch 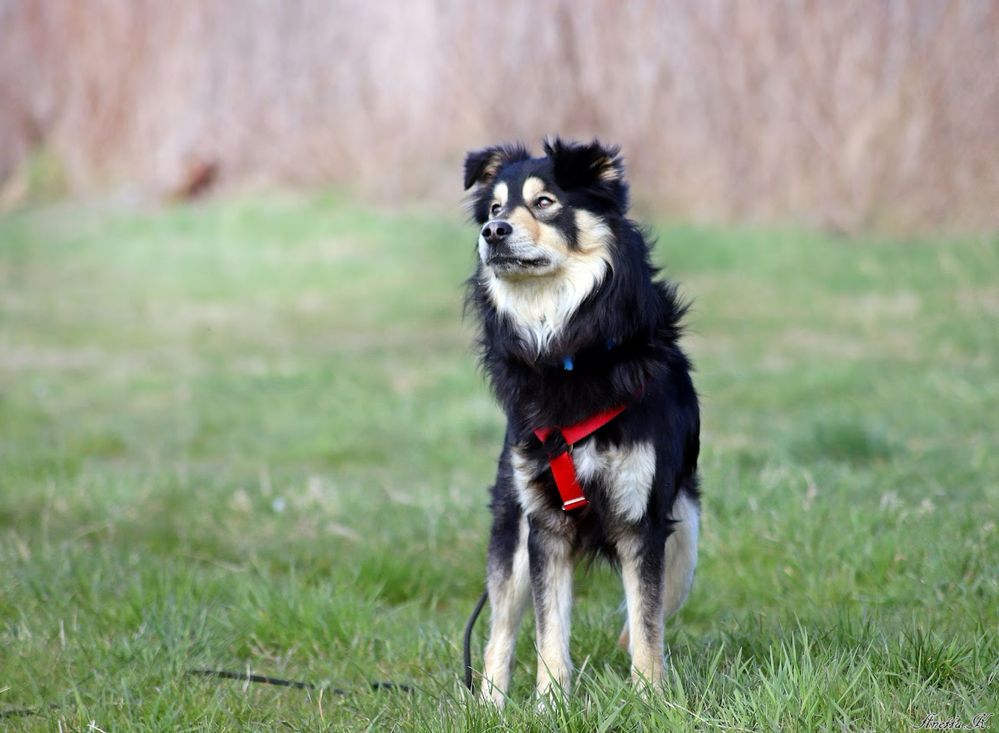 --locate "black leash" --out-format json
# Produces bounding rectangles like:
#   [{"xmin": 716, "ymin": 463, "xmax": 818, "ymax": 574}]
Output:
[
  {"xmin": 190, "ymin": 586, "xmax": 490, "ymax": 694},
  {"xmin": 0, "ymin": 704, "xmax": 60, "ymax": 719},
  {"xmin": 463, "ymin": 589, "xmax": 489, "ymax": 690},
  {"xmin": 185, "ymin": 669, "xmax": 411, "ymax": 694},
  {"xmin": 0, "ymin": 588, "xmax": 488, "ymax": 720}
]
